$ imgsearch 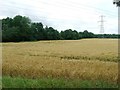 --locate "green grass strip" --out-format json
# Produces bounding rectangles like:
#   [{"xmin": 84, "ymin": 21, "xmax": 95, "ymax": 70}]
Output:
[{"xmin": 2, "ymin": 76, "xmax": 118, "ymax": 88}]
